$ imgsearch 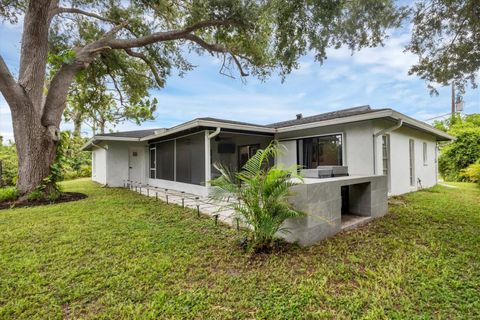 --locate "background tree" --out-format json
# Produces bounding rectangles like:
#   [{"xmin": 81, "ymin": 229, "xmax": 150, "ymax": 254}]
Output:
[
  {"xmin": 434, "ymin": 114, "xmax": 480, "ymax": 181},
  {"xmin": 0, "ymin": 0, "xmax": 404, "ymax": 197},
  {"xmin": 62, "ymin": 61, "xmax": 157, "ymax": 135},
  {"xmin": 407, "ymin": 0, "xmax": 480, "ymax": 93},
  {"xmin": 0, "ymin": 138, "xmax": 18, "ymax": 187}
]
